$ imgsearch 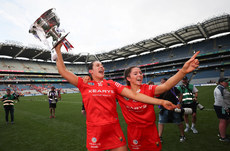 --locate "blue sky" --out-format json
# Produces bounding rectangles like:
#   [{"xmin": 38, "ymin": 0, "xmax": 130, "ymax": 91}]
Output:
[{"xmin": 0, "ymin": 0, "xmax": 230, "ymax": 54}]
